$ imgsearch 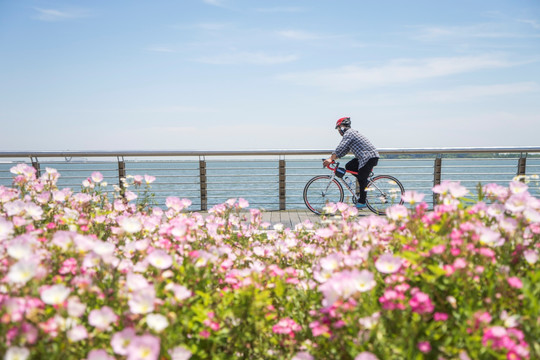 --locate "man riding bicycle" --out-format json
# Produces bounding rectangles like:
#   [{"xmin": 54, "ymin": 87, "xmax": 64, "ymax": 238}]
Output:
[{"xmin": 323, "ymin": 117, "xmax": 380, "ymax": 209}]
